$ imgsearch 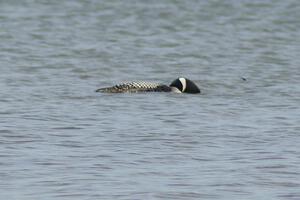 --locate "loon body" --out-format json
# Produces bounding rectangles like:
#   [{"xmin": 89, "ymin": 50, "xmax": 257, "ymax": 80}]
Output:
[{"xmin": 96, "ymin": 77, "xmax": 200, "ymax": 94}]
